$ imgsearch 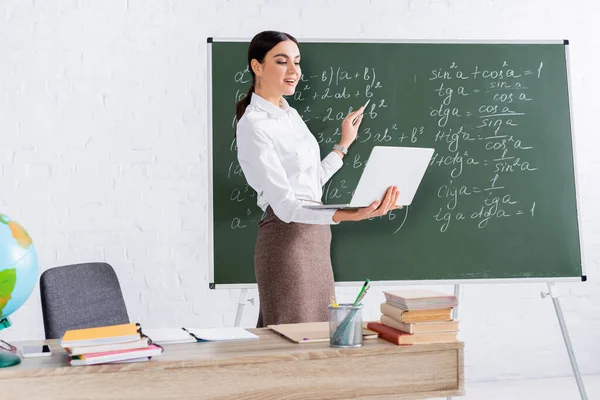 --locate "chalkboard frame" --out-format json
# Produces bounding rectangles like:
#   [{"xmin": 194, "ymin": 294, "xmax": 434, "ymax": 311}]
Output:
[{"xmin": 206, "ymin": 38, "xmax": 586, "ymax": 289}]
